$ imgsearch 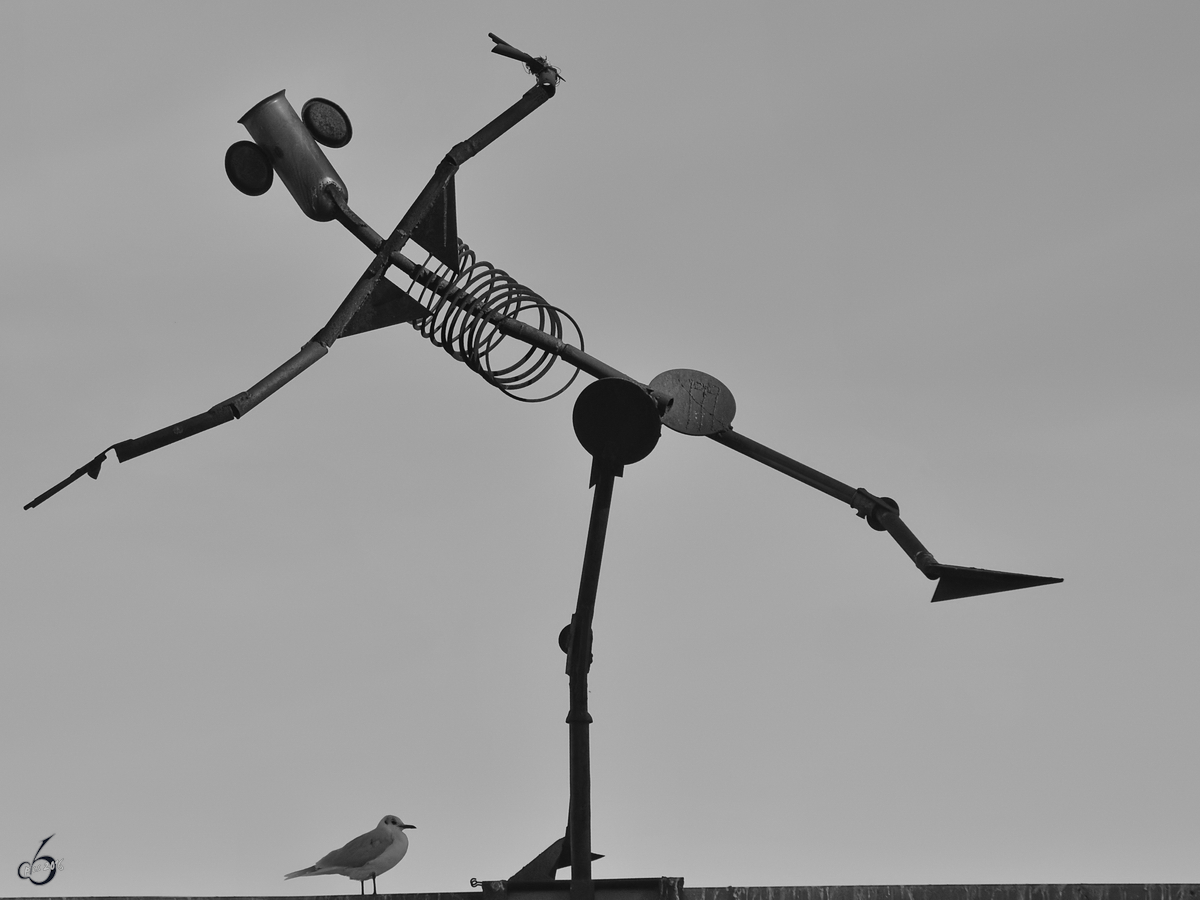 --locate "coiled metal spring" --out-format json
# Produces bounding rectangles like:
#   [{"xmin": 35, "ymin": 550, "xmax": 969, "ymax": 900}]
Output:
[{"xmin": 403, "ymin": 242, "xmax": 584, "ymax": 402}]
